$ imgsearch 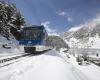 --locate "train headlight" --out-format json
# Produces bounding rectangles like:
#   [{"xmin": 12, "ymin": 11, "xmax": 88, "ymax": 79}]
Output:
[{"xmin": 28, "ymin": 41, "xmax": 32, "ymax": 44}]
